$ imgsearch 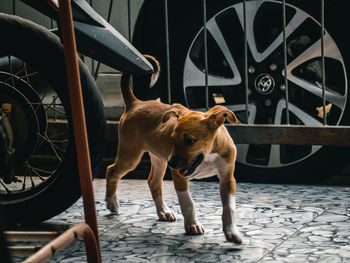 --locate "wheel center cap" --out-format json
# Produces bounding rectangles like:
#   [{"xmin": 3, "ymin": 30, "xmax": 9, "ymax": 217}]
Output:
[{"xmin": 254, "ymin": 74, "xmax": 275, "ymax": 95}]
